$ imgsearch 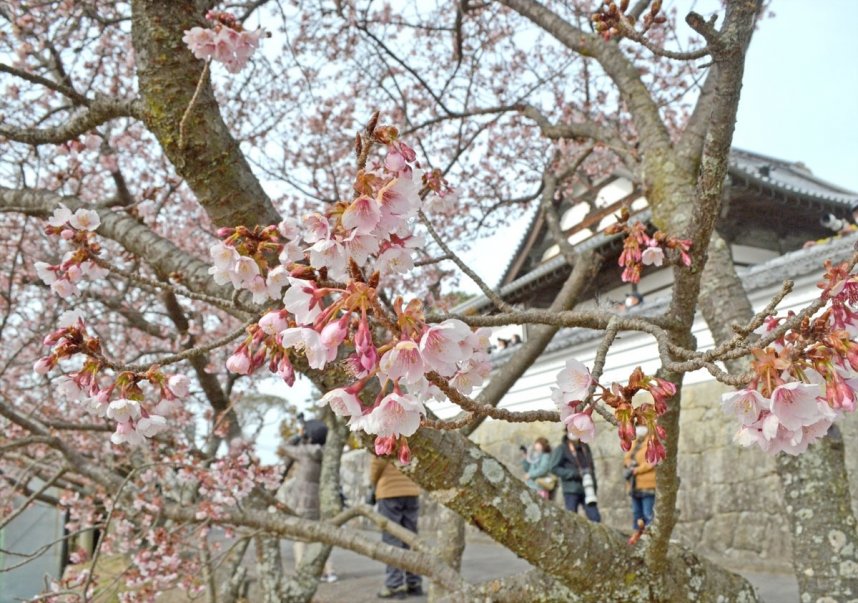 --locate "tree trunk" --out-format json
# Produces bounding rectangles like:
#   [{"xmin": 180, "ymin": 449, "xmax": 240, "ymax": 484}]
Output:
[
  {"xmin": 778, "ymin": 426, "xmax": 858, "ymax": 601},
  {"xmin": 697, "ymin": 237, "xmax": 858, "ymax": 601},
  {"xmin": 131, "ymin": 0, "xmax": 281, "ymax": 228},
  {"xmin": 403, "ymin": 426, "xmax": 759, "ymax": 601},
  {"xmin": 428, "ymin": 505, "xmax": 466, "ymax": 602}
]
